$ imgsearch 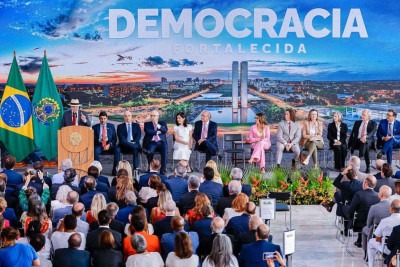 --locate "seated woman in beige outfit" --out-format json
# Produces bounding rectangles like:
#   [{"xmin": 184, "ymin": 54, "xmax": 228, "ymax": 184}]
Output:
[{"xmin": 301, "ymin": 109, "xmax": 324, "ymax": 168}]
